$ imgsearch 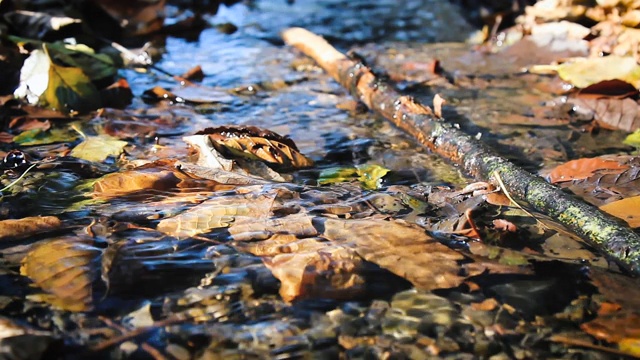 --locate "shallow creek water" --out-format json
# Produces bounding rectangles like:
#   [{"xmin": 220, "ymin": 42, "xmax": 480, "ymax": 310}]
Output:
[{"xmin": 1, "ymin": 1, "xmax": 637, "ymax": 359}]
